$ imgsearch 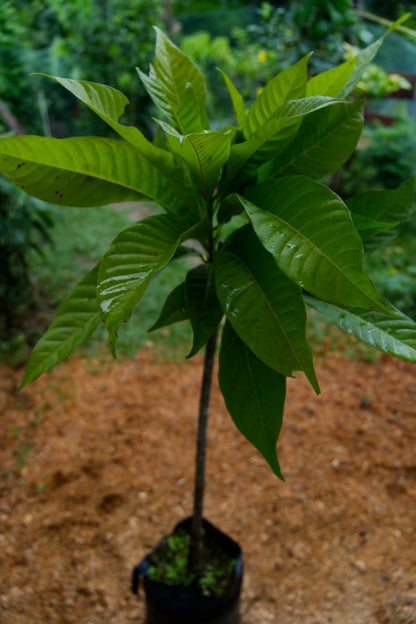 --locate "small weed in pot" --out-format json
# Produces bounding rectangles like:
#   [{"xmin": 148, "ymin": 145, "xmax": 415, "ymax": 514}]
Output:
[
  {"xmin": 1, "ymin": 14, "xmax": 416, "ymax": 622},
  {"xmin": 148, "ymin": 527, "xmax": 237, "ymax": 597}
]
